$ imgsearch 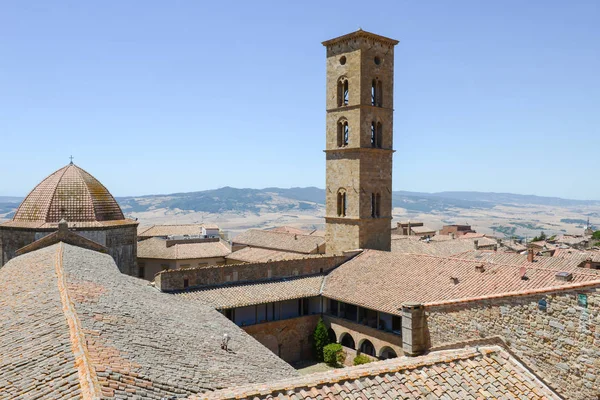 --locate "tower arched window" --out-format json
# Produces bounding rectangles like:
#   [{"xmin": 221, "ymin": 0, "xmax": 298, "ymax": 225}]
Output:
[
  {"xmin": 337, "ymin": 78, "xmax": 349, "ymax": 107},
  {"xmin": 371, "ymin": 79, "xmax": 382, "ymax": 107},
  {"xmin": 337, "ymin": 189, "xmax": 347, "ymax": 217},
  {"xmin": 371, "ymin": 193, "xmax": 381, "ymax": 218},
  {"xmin": 337, "ymin": 120, "xmax": 349, "ymax": 147},
  {"xmin": 371, "ymin": 122, "xmax": 383, "ymax": 148}
]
